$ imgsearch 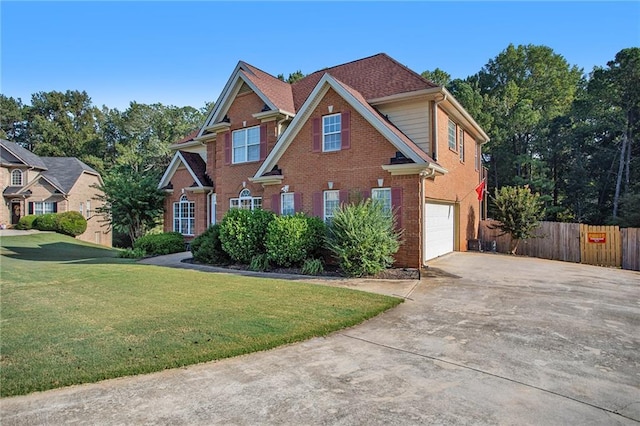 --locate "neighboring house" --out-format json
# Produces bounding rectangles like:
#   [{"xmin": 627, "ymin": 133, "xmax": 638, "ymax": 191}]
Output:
[
  {"xmin": 0, "ymin": 139, "xmax": 112, "ymax": 247},
  {"xmin": 158, "ymin": 53, "xmax": 489, "ymax": 267}
]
